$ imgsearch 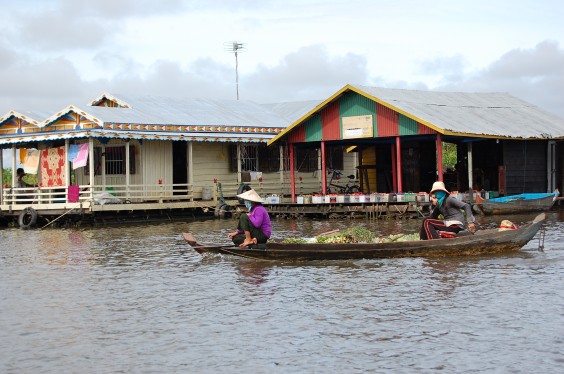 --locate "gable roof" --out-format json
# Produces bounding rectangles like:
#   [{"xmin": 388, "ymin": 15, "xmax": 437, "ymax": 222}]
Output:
[
  {"xmin": 353, "ymin": 84, "xmax": 564, "ymax": 138},
  {"xmin": 268, "ymin": 84, "xmax": 564, "ymax": 145},
  {"xmin": 0, "ymin": 94, "xmax": 320, "ymax": 146}
]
